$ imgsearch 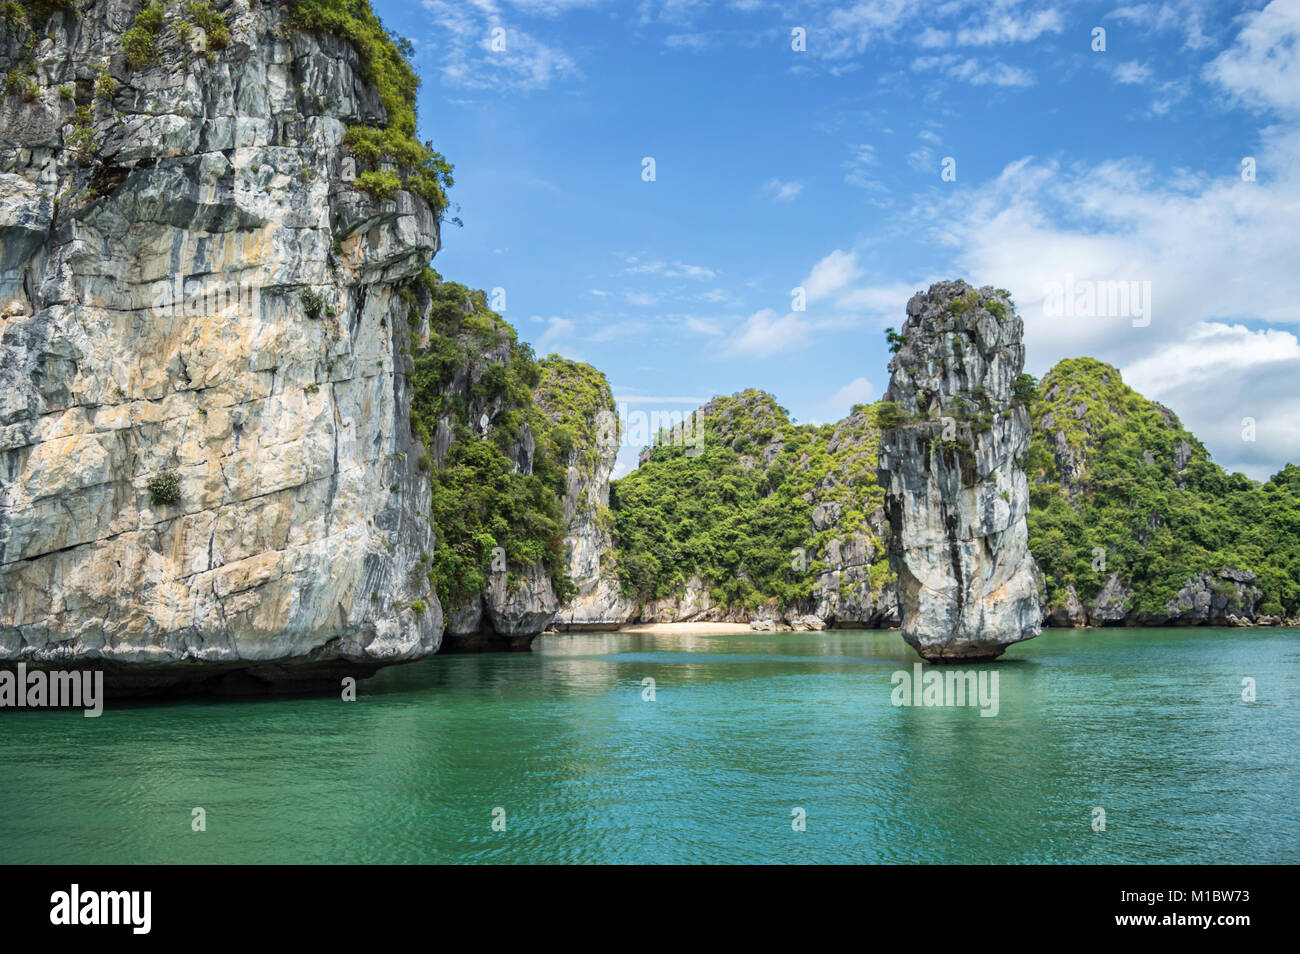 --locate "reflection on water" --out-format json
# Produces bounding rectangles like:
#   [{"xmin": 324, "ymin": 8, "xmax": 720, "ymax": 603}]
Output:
[{"xmin": 1, "ymin": 627, "xmax": 1296, "ymax": 864}]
